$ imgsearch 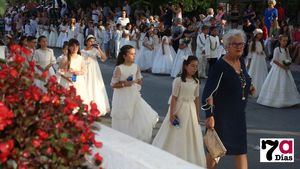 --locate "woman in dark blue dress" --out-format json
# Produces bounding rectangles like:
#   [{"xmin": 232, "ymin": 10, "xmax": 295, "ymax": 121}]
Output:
[{"xmin": 202, "ymin": 29, "xmax": 255, "ymax": 169}]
